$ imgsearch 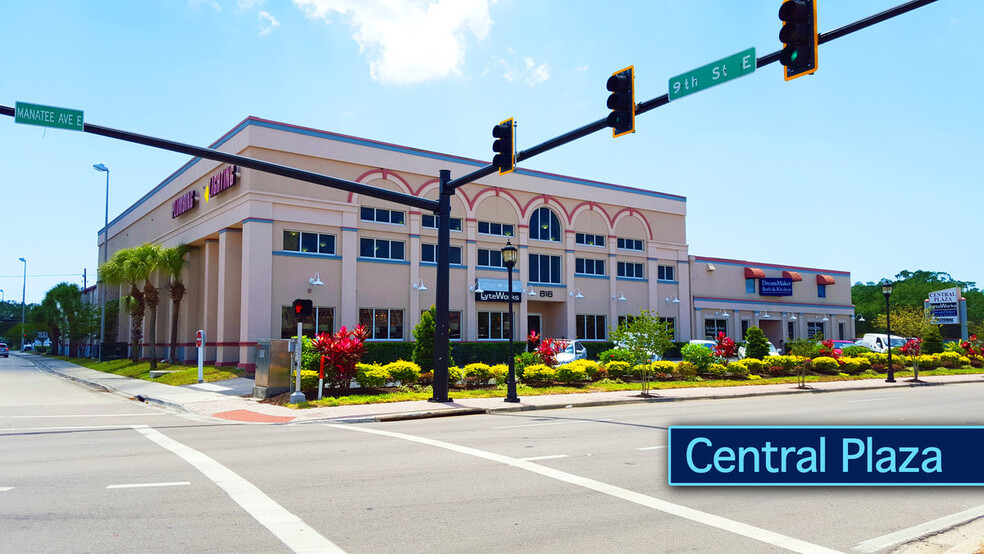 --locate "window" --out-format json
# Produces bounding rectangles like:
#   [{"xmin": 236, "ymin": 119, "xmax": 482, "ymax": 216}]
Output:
[
  {"xmin": 657, "ymin": 265, "xmax": 675, "ymax": 281},
  {"xmin": 617, "ymin": 237, "xmax": 643, "ymax": 251},
  {"xmin": 807, "ymin": 322, "xmax": 825, "ymax": 340},
  {"xmin": 421, "ymin": 214, "xmax": 462, "ymax": 231},
  {"xmin": 283, "ymin": 230, "xmax": 335, "ymax": 255},
  {"xmin": 281, "ymin": 306, "xmax": 333, "ymax": 338},
  {"xmin": 704, "ymin": 319, "xmax": 728, "ymax": 339},
  {"xmin": 617, "ymin": 261, "xmax": 644, "ymax": 279},
  {"xmin": 746, "ymin": 279, "xmax": 756, "ymax": 293},
  {"xmin": 477, "ymin": 221, "xmax": 514, "ymax": 237},
  {"xmin": 478, "ymin": 311, "xmax": 511, "ymax": 340},
  {"xmin": 741, "ymin": 320, "xmax": 750, "ymax": 340},
  {"xmin": 422, "ymin": 244, "xmax": 462, "ymax": 264},
  {"xmin": 529, "ymin": 207, "xmax": 561, "ymax": 242},
  {"xmin": 361, "ymin": 206, "xmax": 405, "ymax": 225},
  {"xmin": 359, "ymin": 308, "xmax": 404, "ymax": 340},
  {"xmin": 478, "ymin": 248, "xmax": 505, "ymax": 268},
  {"xmin": 576, "ymin": 314, "xmax": 607, "ymax": 340},
  {"xmin": 575, "ymin": 258, "xmax": 606, "ymax": 276},
  {"xmin": 360, "ymin": 238, "xmax": 405, "ymax": 261},
  {"xmin": 575, "ymin": 233, "xmax": 605, "ymax": 247},
  {"xmin": 817, "ymin": 284, "xmax": 827, "ymax": 298},
  {"xmin": 528, "ymin": 253, "xmax": 562, "ymax": 284},
  {"xmin": 659, "ymin": 317, "xmax": 676, "ymax": 340},
  {"xmin": 788, "ymin": 321, "xmax": 796, "ymax": 340}
]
